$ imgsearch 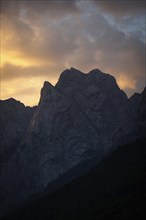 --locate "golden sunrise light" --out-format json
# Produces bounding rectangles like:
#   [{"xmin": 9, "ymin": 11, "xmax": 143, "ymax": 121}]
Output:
[
  {"xmin": 117, "ymin": 74, "xmax": 137, "ymax": 90},
  {"xmin": 0, "ymin": 0, "xmax": 145, "ymax": 106},
  {"xmin": 1, "ymin": 2, "xmax": 146, "ymax": 217}
]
